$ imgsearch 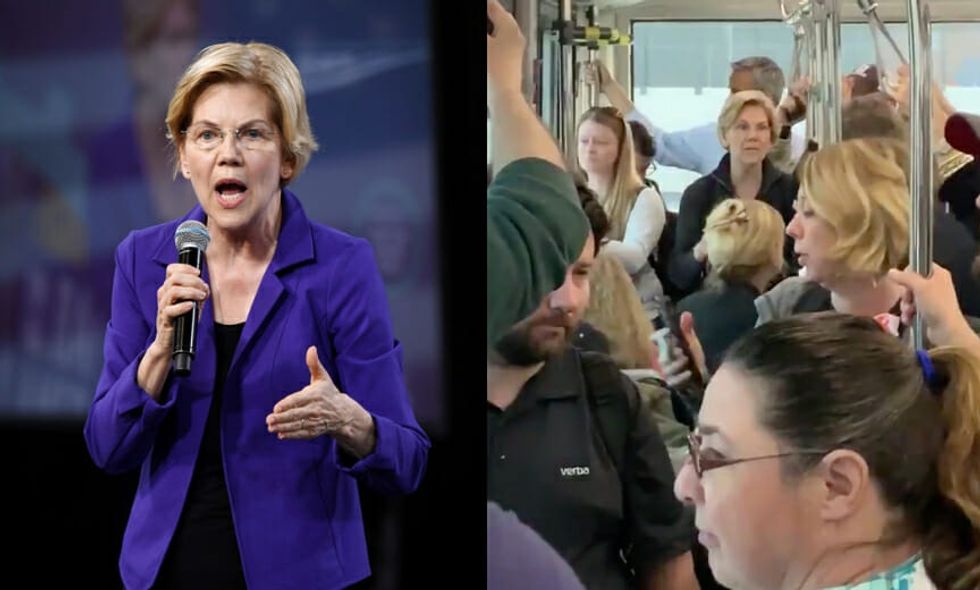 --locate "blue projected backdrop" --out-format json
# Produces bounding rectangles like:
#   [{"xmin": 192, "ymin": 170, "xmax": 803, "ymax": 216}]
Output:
[{"xmin": 0, "ymin": 0, "xmax": 443, "ymax": 432}]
